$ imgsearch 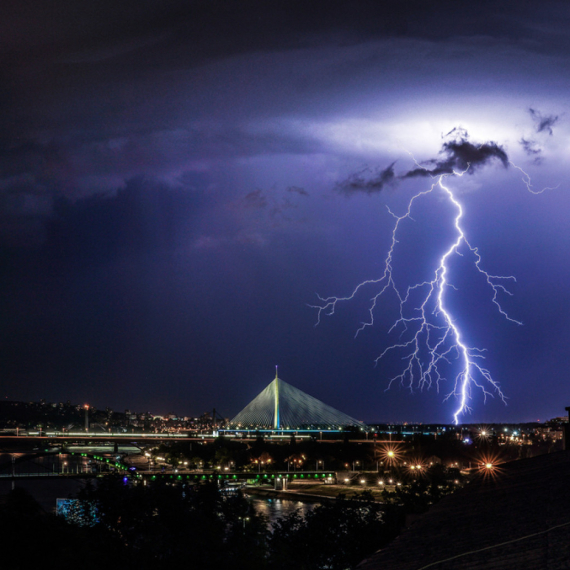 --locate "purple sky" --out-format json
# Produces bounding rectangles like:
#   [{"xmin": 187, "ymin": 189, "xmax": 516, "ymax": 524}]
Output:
[{"xmin": 2, "ymin": 1, "xmax": 570, "ymax": 423}]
